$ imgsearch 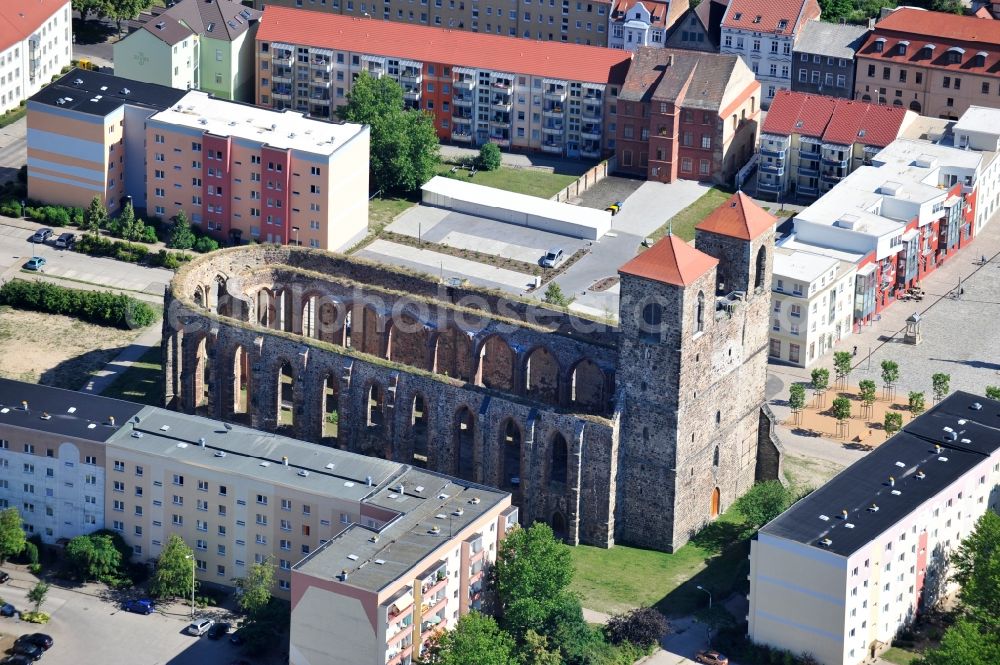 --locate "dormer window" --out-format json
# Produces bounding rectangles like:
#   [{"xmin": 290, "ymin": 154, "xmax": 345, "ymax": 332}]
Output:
[
  {"xmin": 897, "ymin": 40, "xmax": 908, "ymax": 56},
  {"xmin": 947, "ymin": 46, "xmax": 965, "ymax": 65},
  {"xmin": 777, "ymin": 19, "xmax": 788, "ymax": 30},
  {"xmin": 977, "ymin": 51, "xmax": 988, "ymax": 67},
  {"xmin": 752, "ymin": 14, "xmax": 762, "ymax": 23},
  {"xmin": 874, "ymin": 37, "xmax": 886, "ymax": 53},
  {"xmin": 733, "ymin": 11, "xmax": 742, "ymax": 20},
  {"xmin": 922, "ymin": 43, "xmax": 936, "ymax": 59}
]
